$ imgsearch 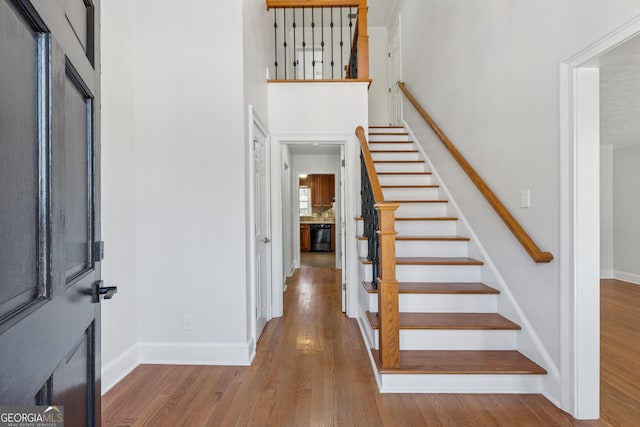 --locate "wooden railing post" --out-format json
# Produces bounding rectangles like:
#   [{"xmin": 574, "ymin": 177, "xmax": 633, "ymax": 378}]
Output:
[
  {"xmin": 376, "ymin": 202, "xmax": 399, "ymax": 369},
  {"xmin": 357, "ymin": 0, "xmax": 369, "ymax": 80}
]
